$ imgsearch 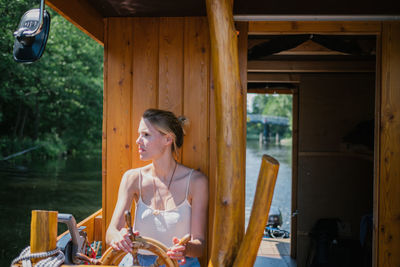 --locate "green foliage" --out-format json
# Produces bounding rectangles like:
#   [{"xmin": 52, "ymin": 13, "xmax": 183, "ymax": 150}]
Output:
[
  {"xmin": 0, "ymin": 1, "xmax": 103, "ymax": 159},
  {"xmin": 249, "ymin": 94, "xmax": 293, "ymax": 139}
]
